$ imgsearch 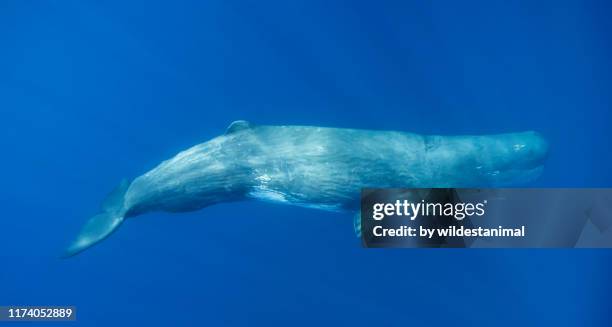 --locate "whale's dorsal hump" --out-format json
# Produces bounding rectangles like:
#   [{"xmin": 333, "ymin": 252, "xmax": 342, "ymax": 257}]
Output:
[{"xmin": 225, "ymin": 120, "xmax": 253, "ymax": 134}]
